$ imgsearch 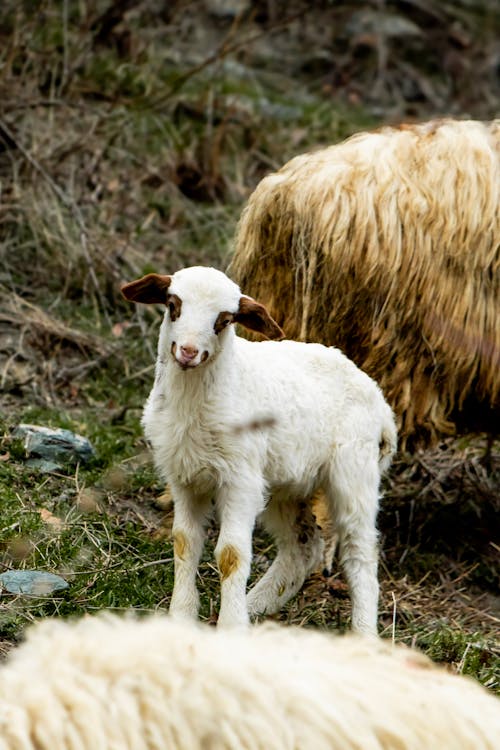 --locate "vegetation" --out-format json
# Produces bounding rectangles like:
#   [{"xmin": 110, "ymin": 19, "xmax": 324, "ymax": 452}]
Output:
[{"xmin": 0, "ymin": 0, "xmax": 498, "ymax": 693}]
